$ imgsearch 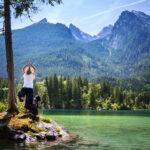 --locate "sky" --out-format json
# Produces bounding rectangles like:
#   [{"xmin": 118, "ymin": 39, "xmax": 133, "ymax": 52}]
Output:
[{"xmin": 1, "ymin": 0, "xmax": 150, "ymax": 35}]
